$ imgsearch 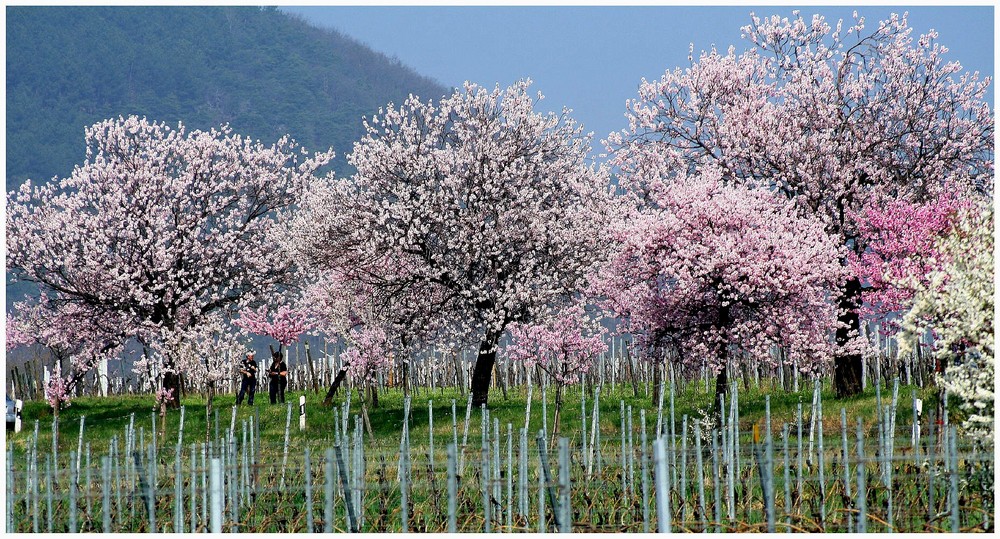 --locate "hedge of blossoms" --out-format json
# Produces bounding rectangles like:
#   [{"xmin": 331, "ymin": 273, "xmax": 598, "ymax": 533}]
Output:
[
  {"xmin": 286, "ymin": 80, "xmax": 613, "ymax": 405},
  {"xmin": 592, "ymin": 169, "xmax": 845, "ymax": 388},
  {"xmin": 7, "ymin": 116, "xmax": 333, "ymax": 402},
  {"xmin": 607, "ymin": 10, "xmax": 993, "ymax": 395},
  {"xmin": 899, "ymin": 202, "xmax": 994, "ymax": 445}
]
